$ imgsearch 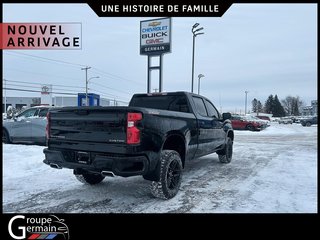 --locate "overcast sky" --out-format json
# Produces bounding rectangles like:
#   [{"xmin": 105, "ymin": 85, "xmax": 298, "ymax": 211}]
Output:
[{"xmin": 2, "ymin": 3, "xmax": 317, "ymax": 112}]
